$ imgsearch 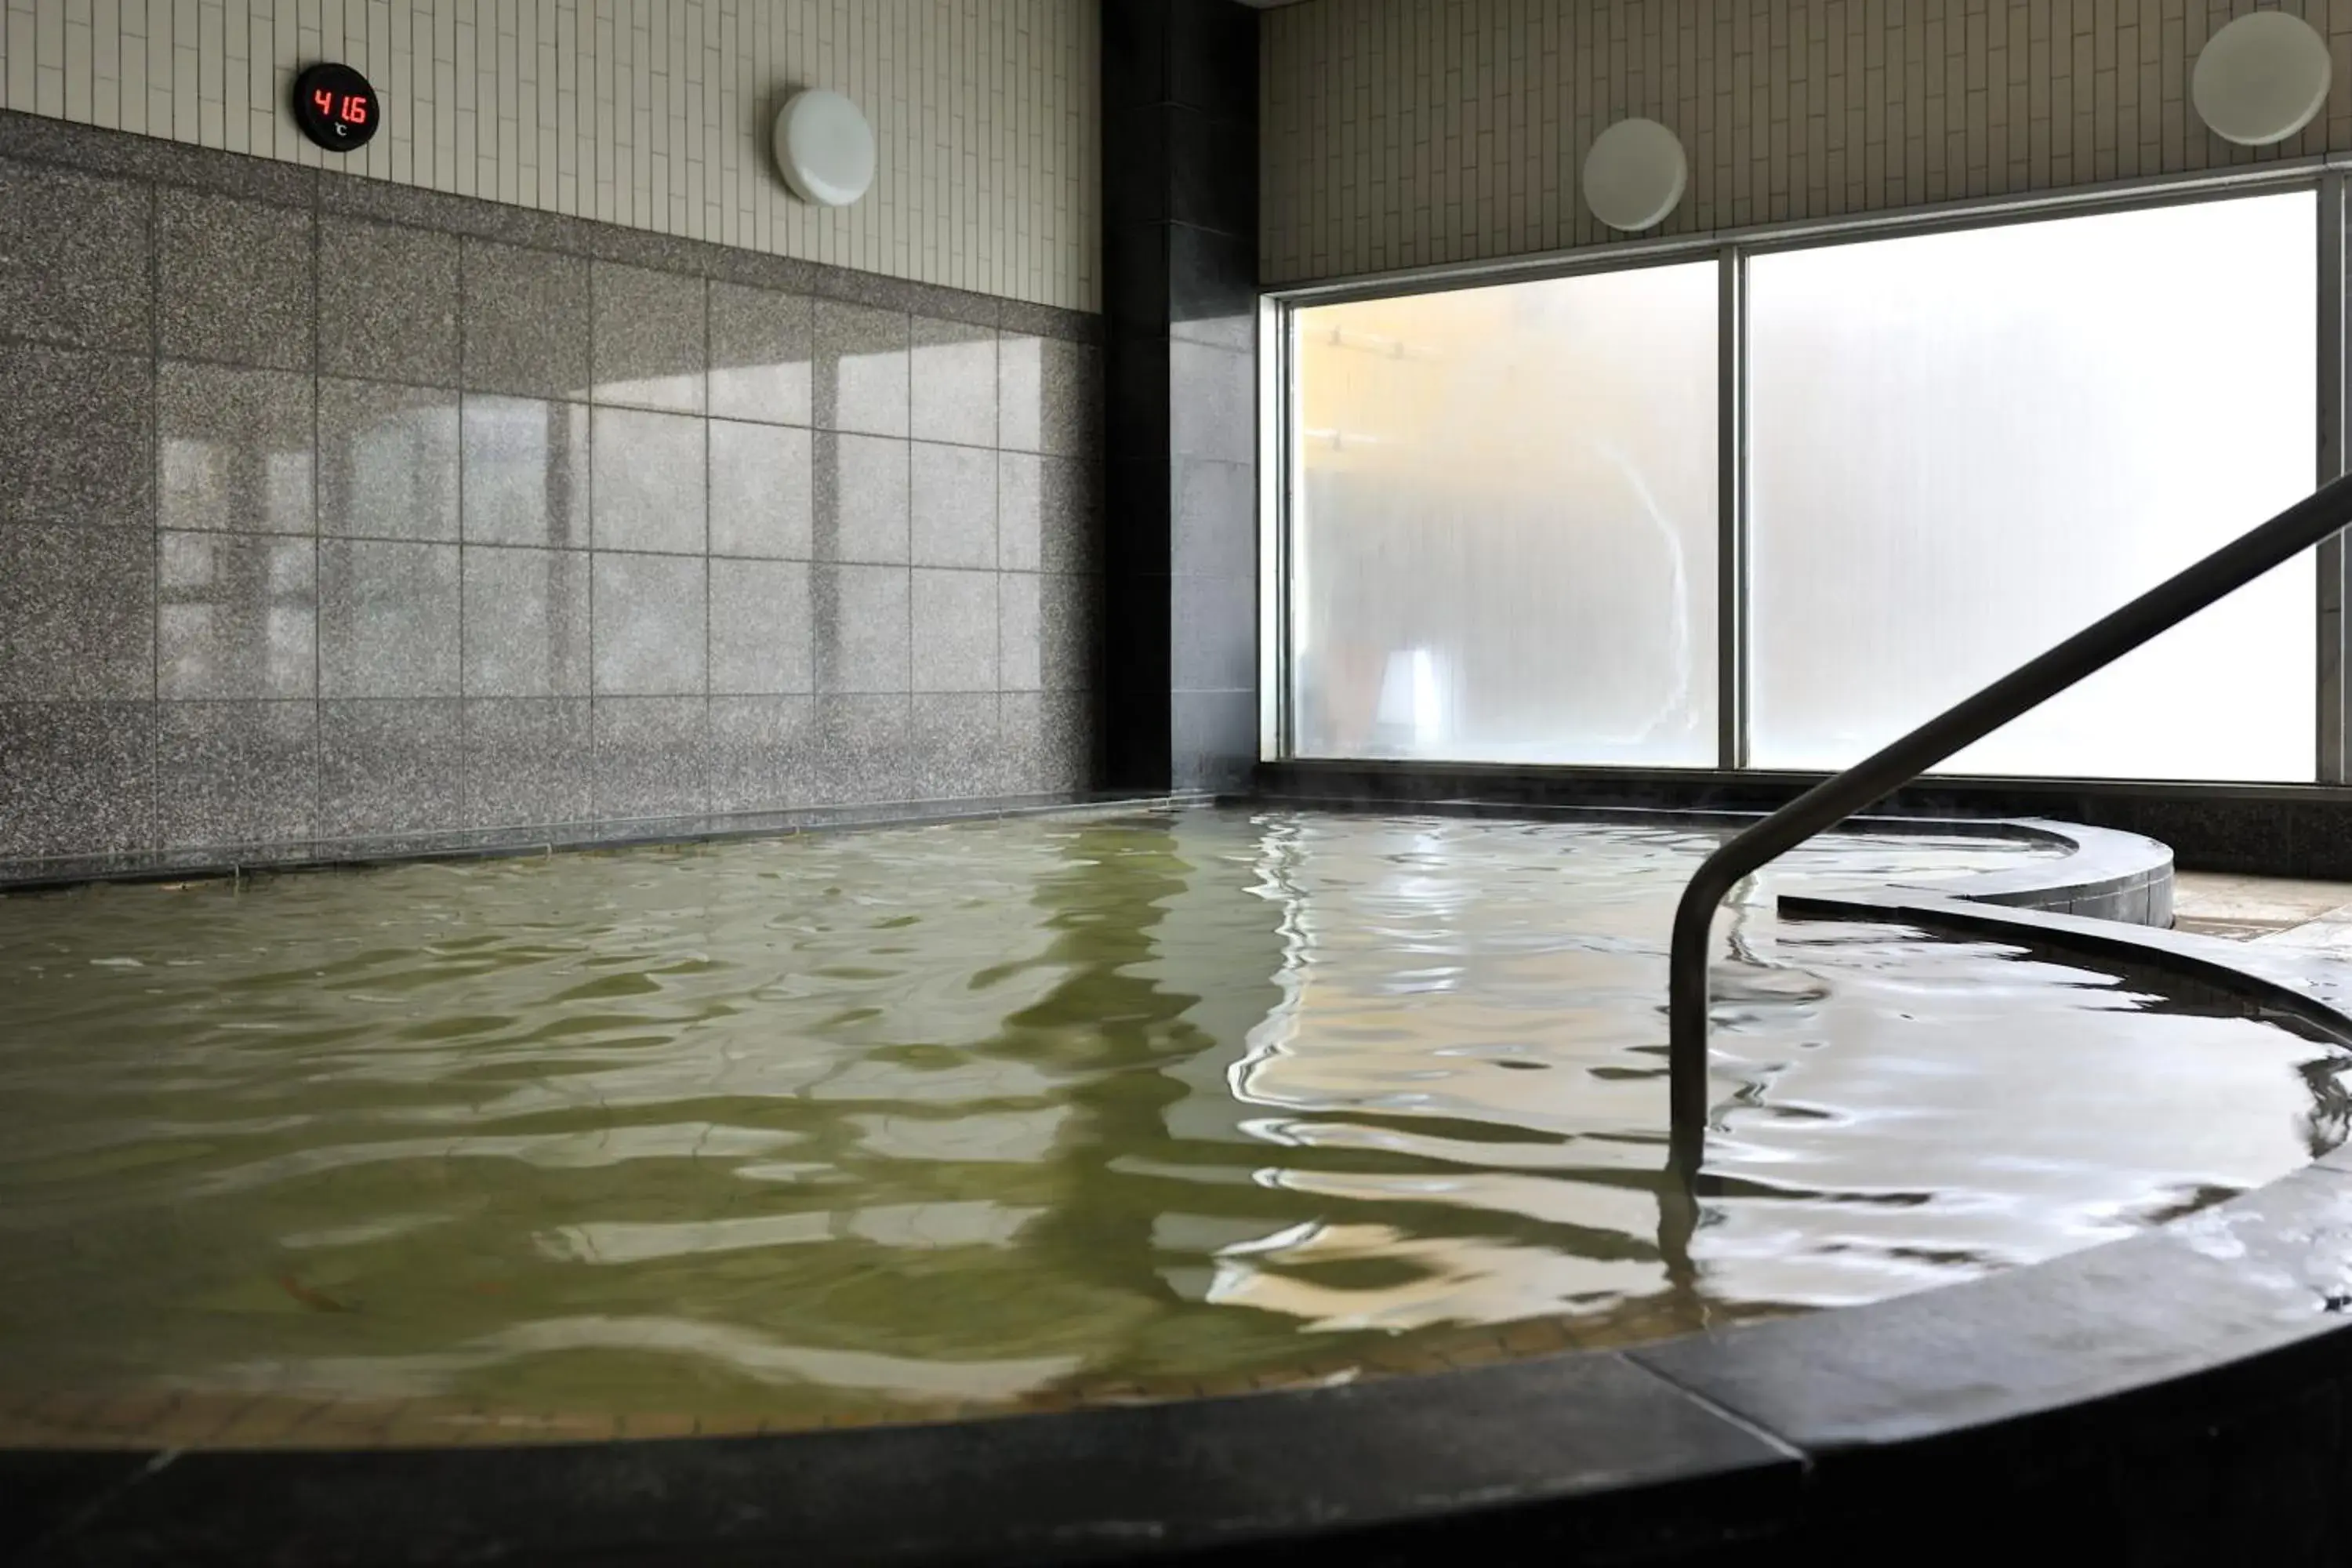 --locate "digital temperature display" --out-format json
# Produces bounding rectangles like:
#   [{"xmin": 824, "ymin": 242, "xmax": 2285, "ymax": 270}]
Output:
[{"xmin": 292, "ymin": 62, "xmax": 379, "ymax": 153}]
